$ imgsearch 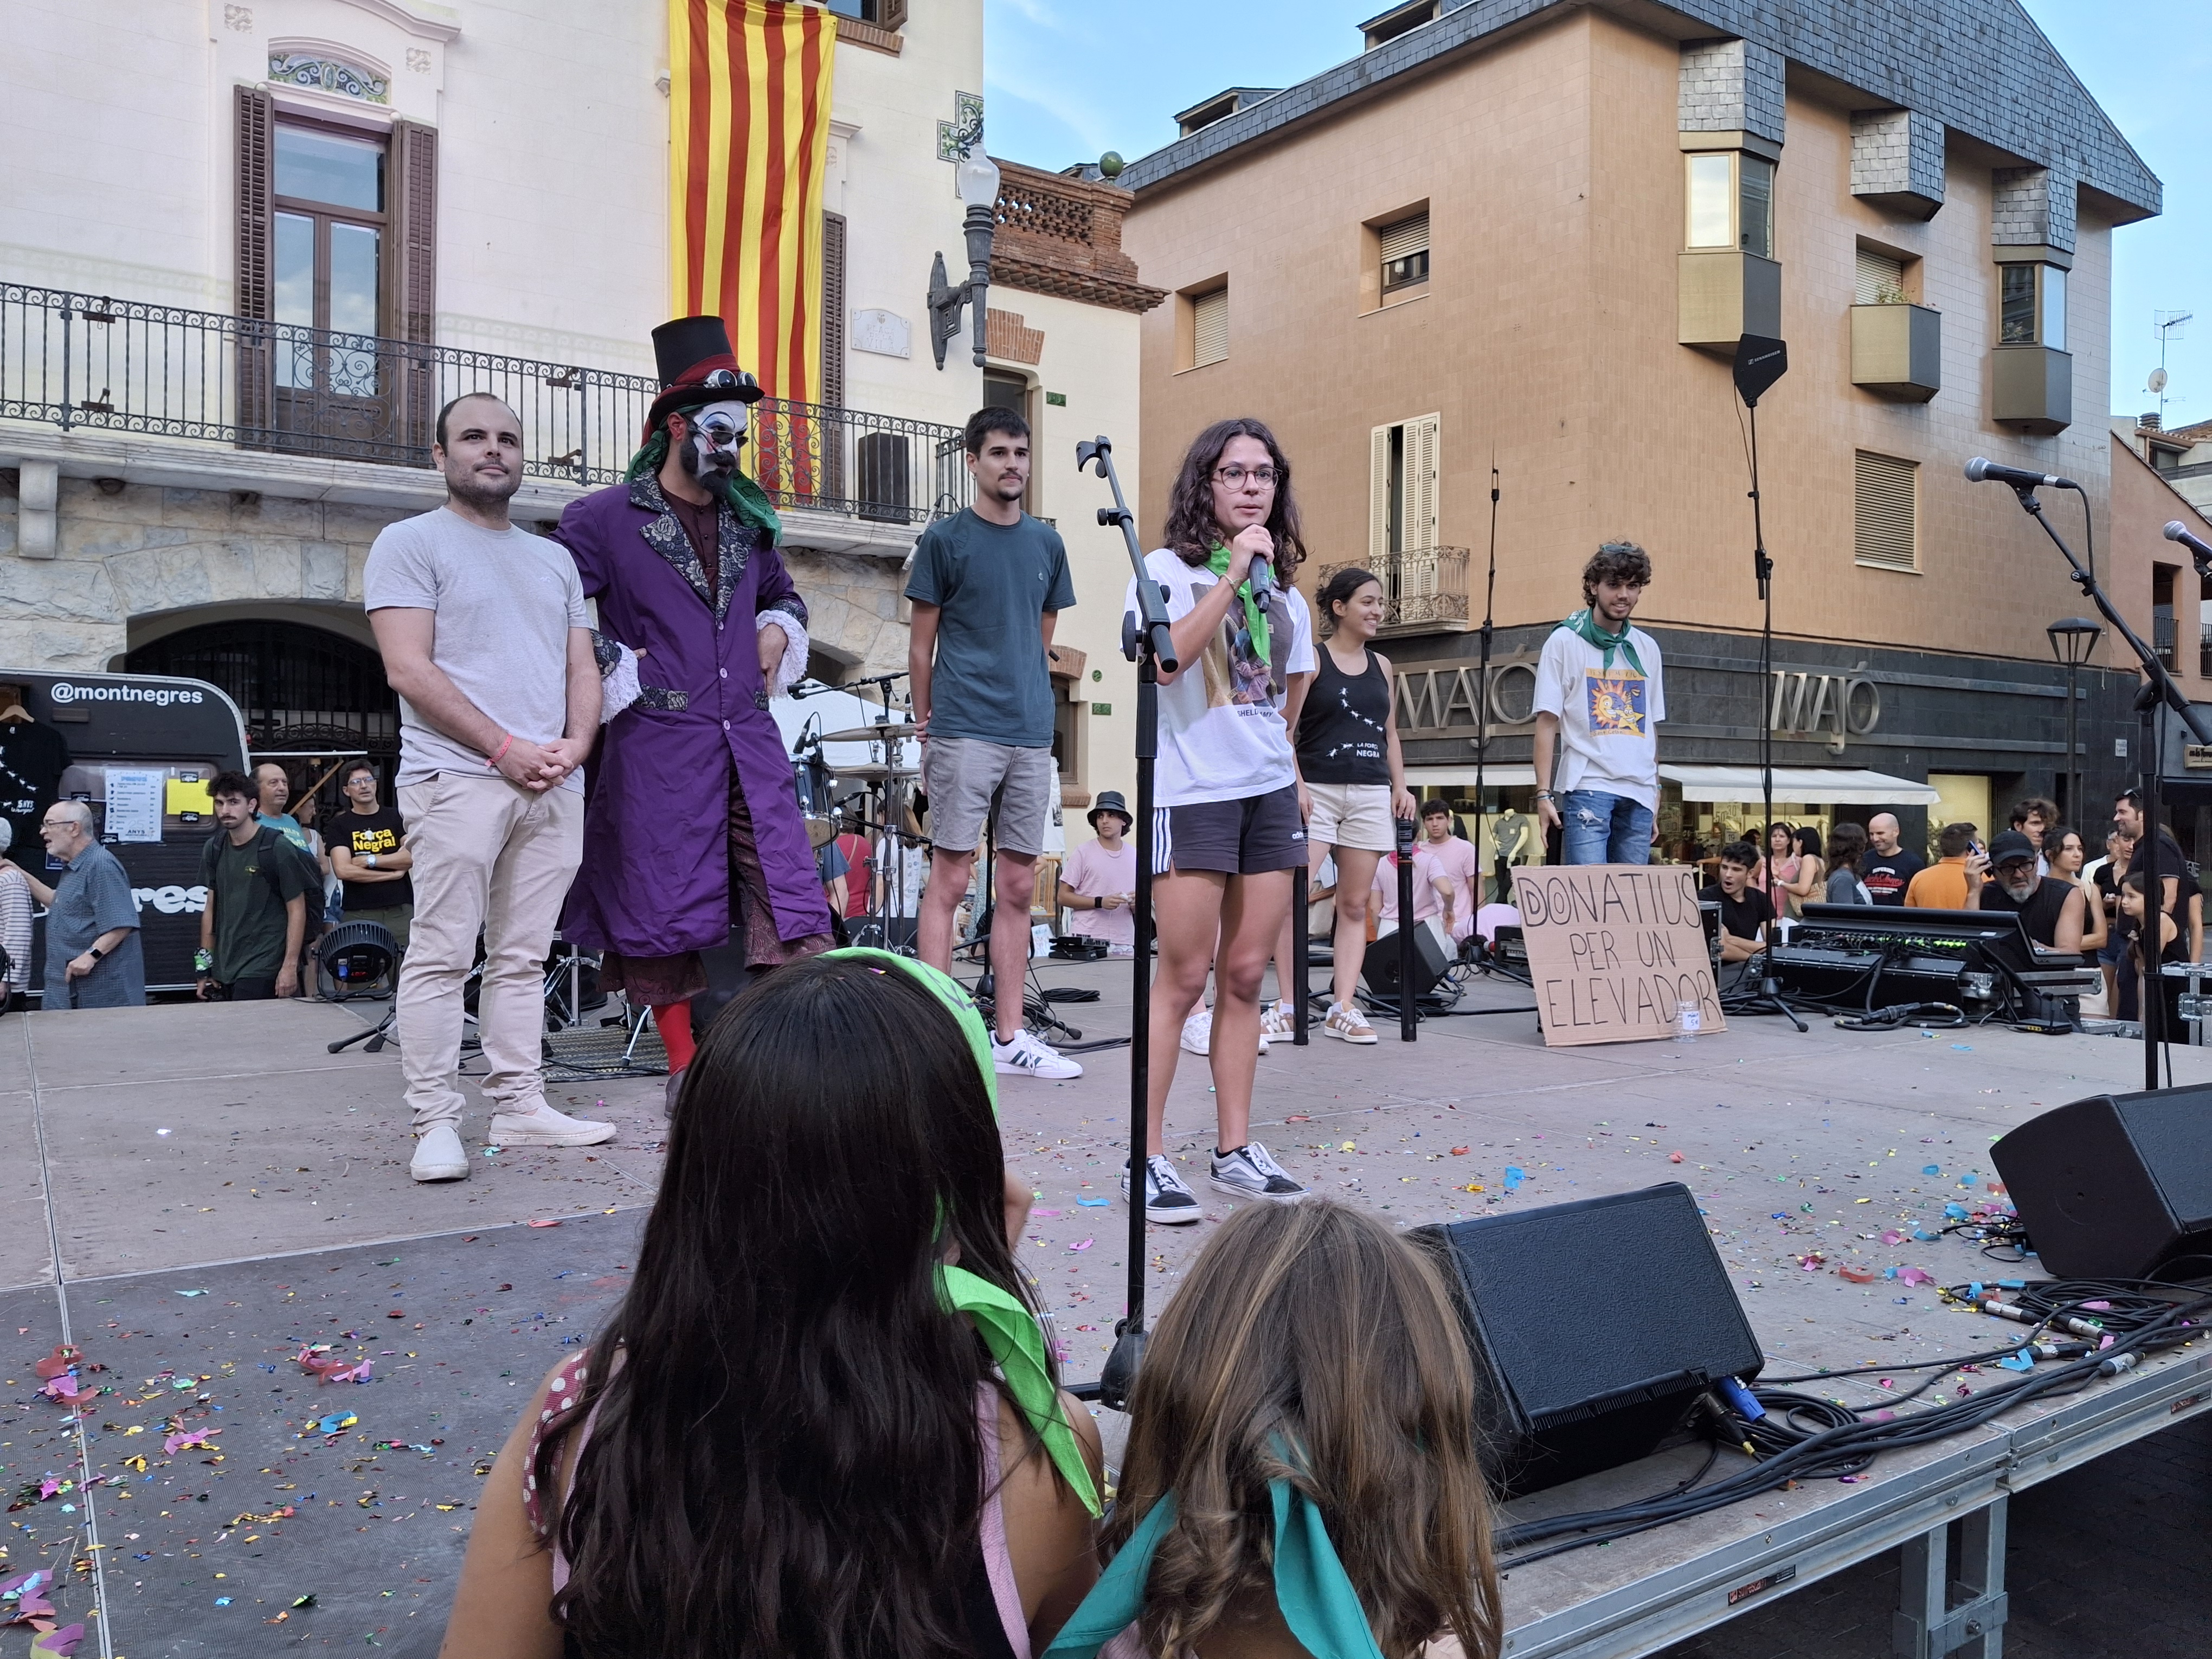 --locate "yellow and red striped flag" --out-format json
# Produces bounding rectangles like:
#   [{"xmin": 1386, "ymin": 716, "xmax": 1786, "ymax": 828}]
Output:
[{"xmin": 669, "ymin": 0, "xmax": 837, "ymax": 407}]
